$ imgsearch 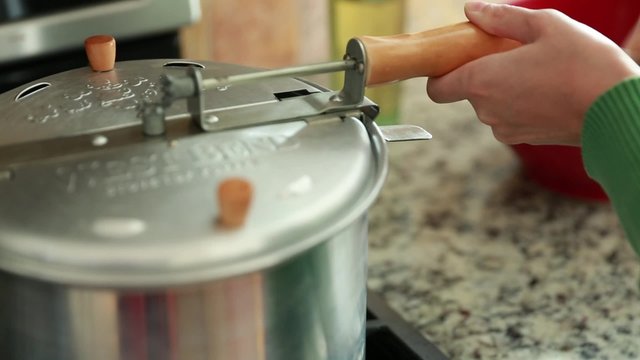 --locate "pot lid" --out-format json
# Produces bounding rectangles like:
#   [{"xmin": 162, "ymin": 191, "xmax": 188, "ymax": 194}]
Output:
[{"xmin": 0, "ymin": 59, "xmax": 387, "ymax": 287}]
